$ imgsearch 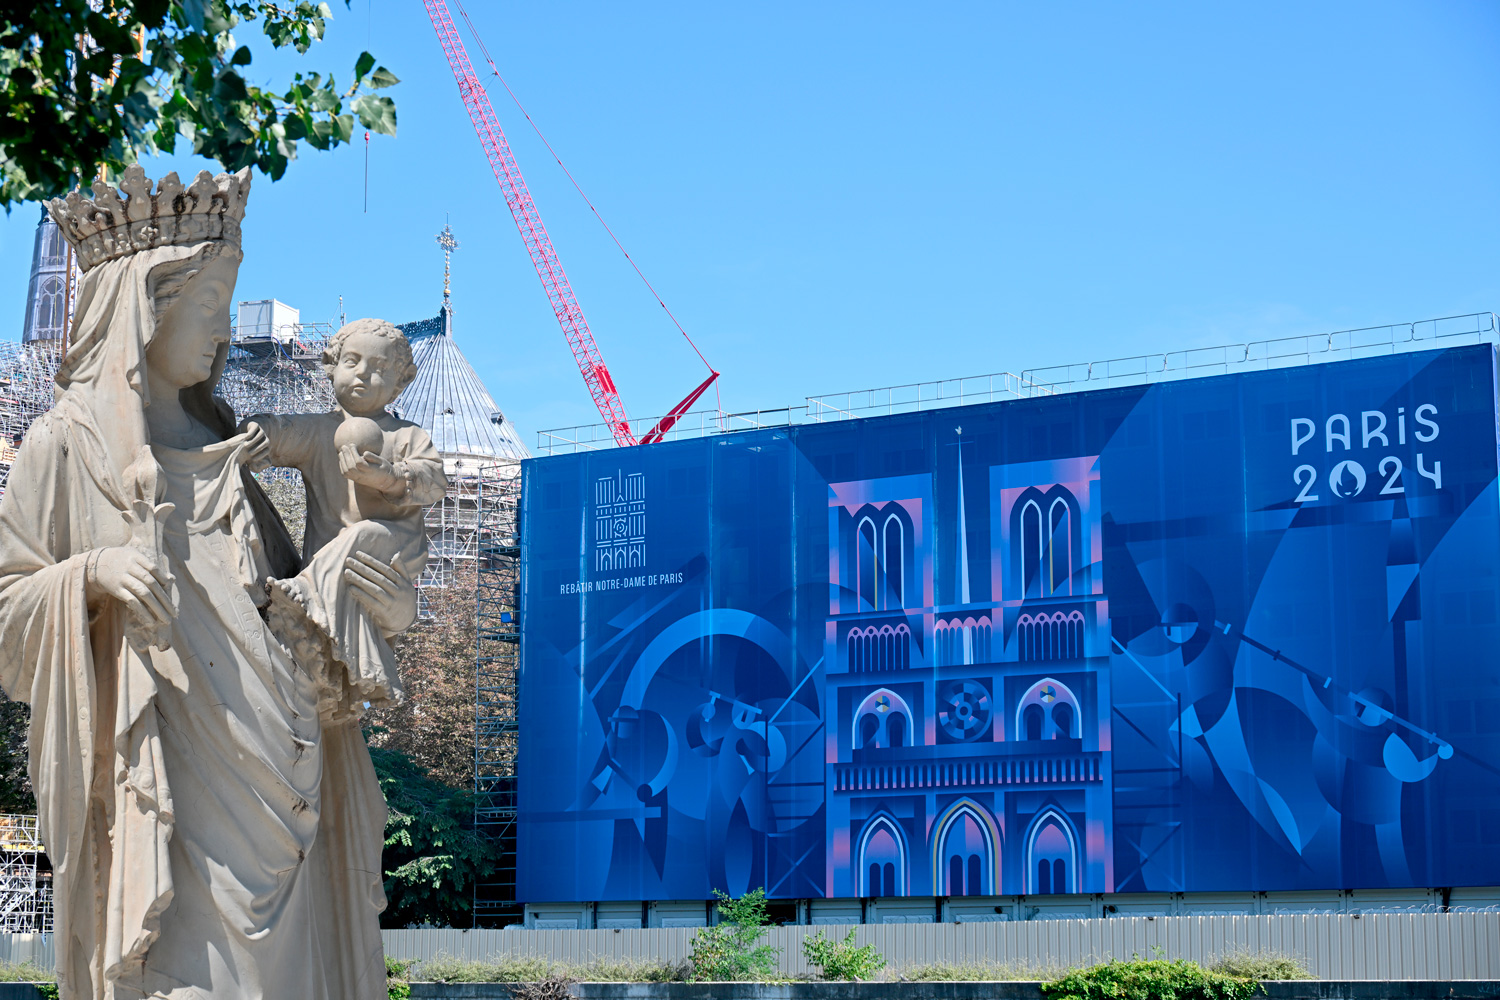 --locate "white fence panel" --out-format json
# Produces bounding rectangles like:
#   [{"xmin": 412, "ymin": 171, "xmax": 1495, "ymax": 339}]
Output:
[
  {"xmin": 0, "ymin": 934, "xmax": 51, "ymax": 970},
  {"xmin": 378, "ymin": 914, "xmax": 1500, "ymax": 980},
  {"xmin": 0, "ymin": 915, "xmax": 1493, "ymax": 980}
]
